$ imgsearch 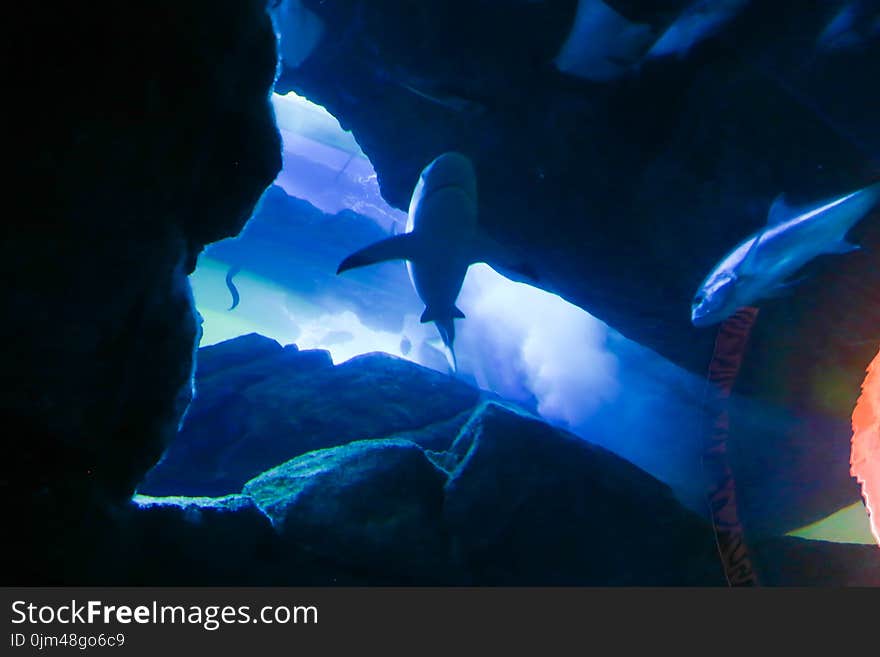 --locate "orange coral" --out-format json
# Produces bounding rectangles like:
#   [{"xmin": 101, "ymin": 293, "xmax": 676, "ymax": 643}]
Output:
[{"xmin": 851, "ymin": 348, "xmax": 880, "ymax": 546}]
